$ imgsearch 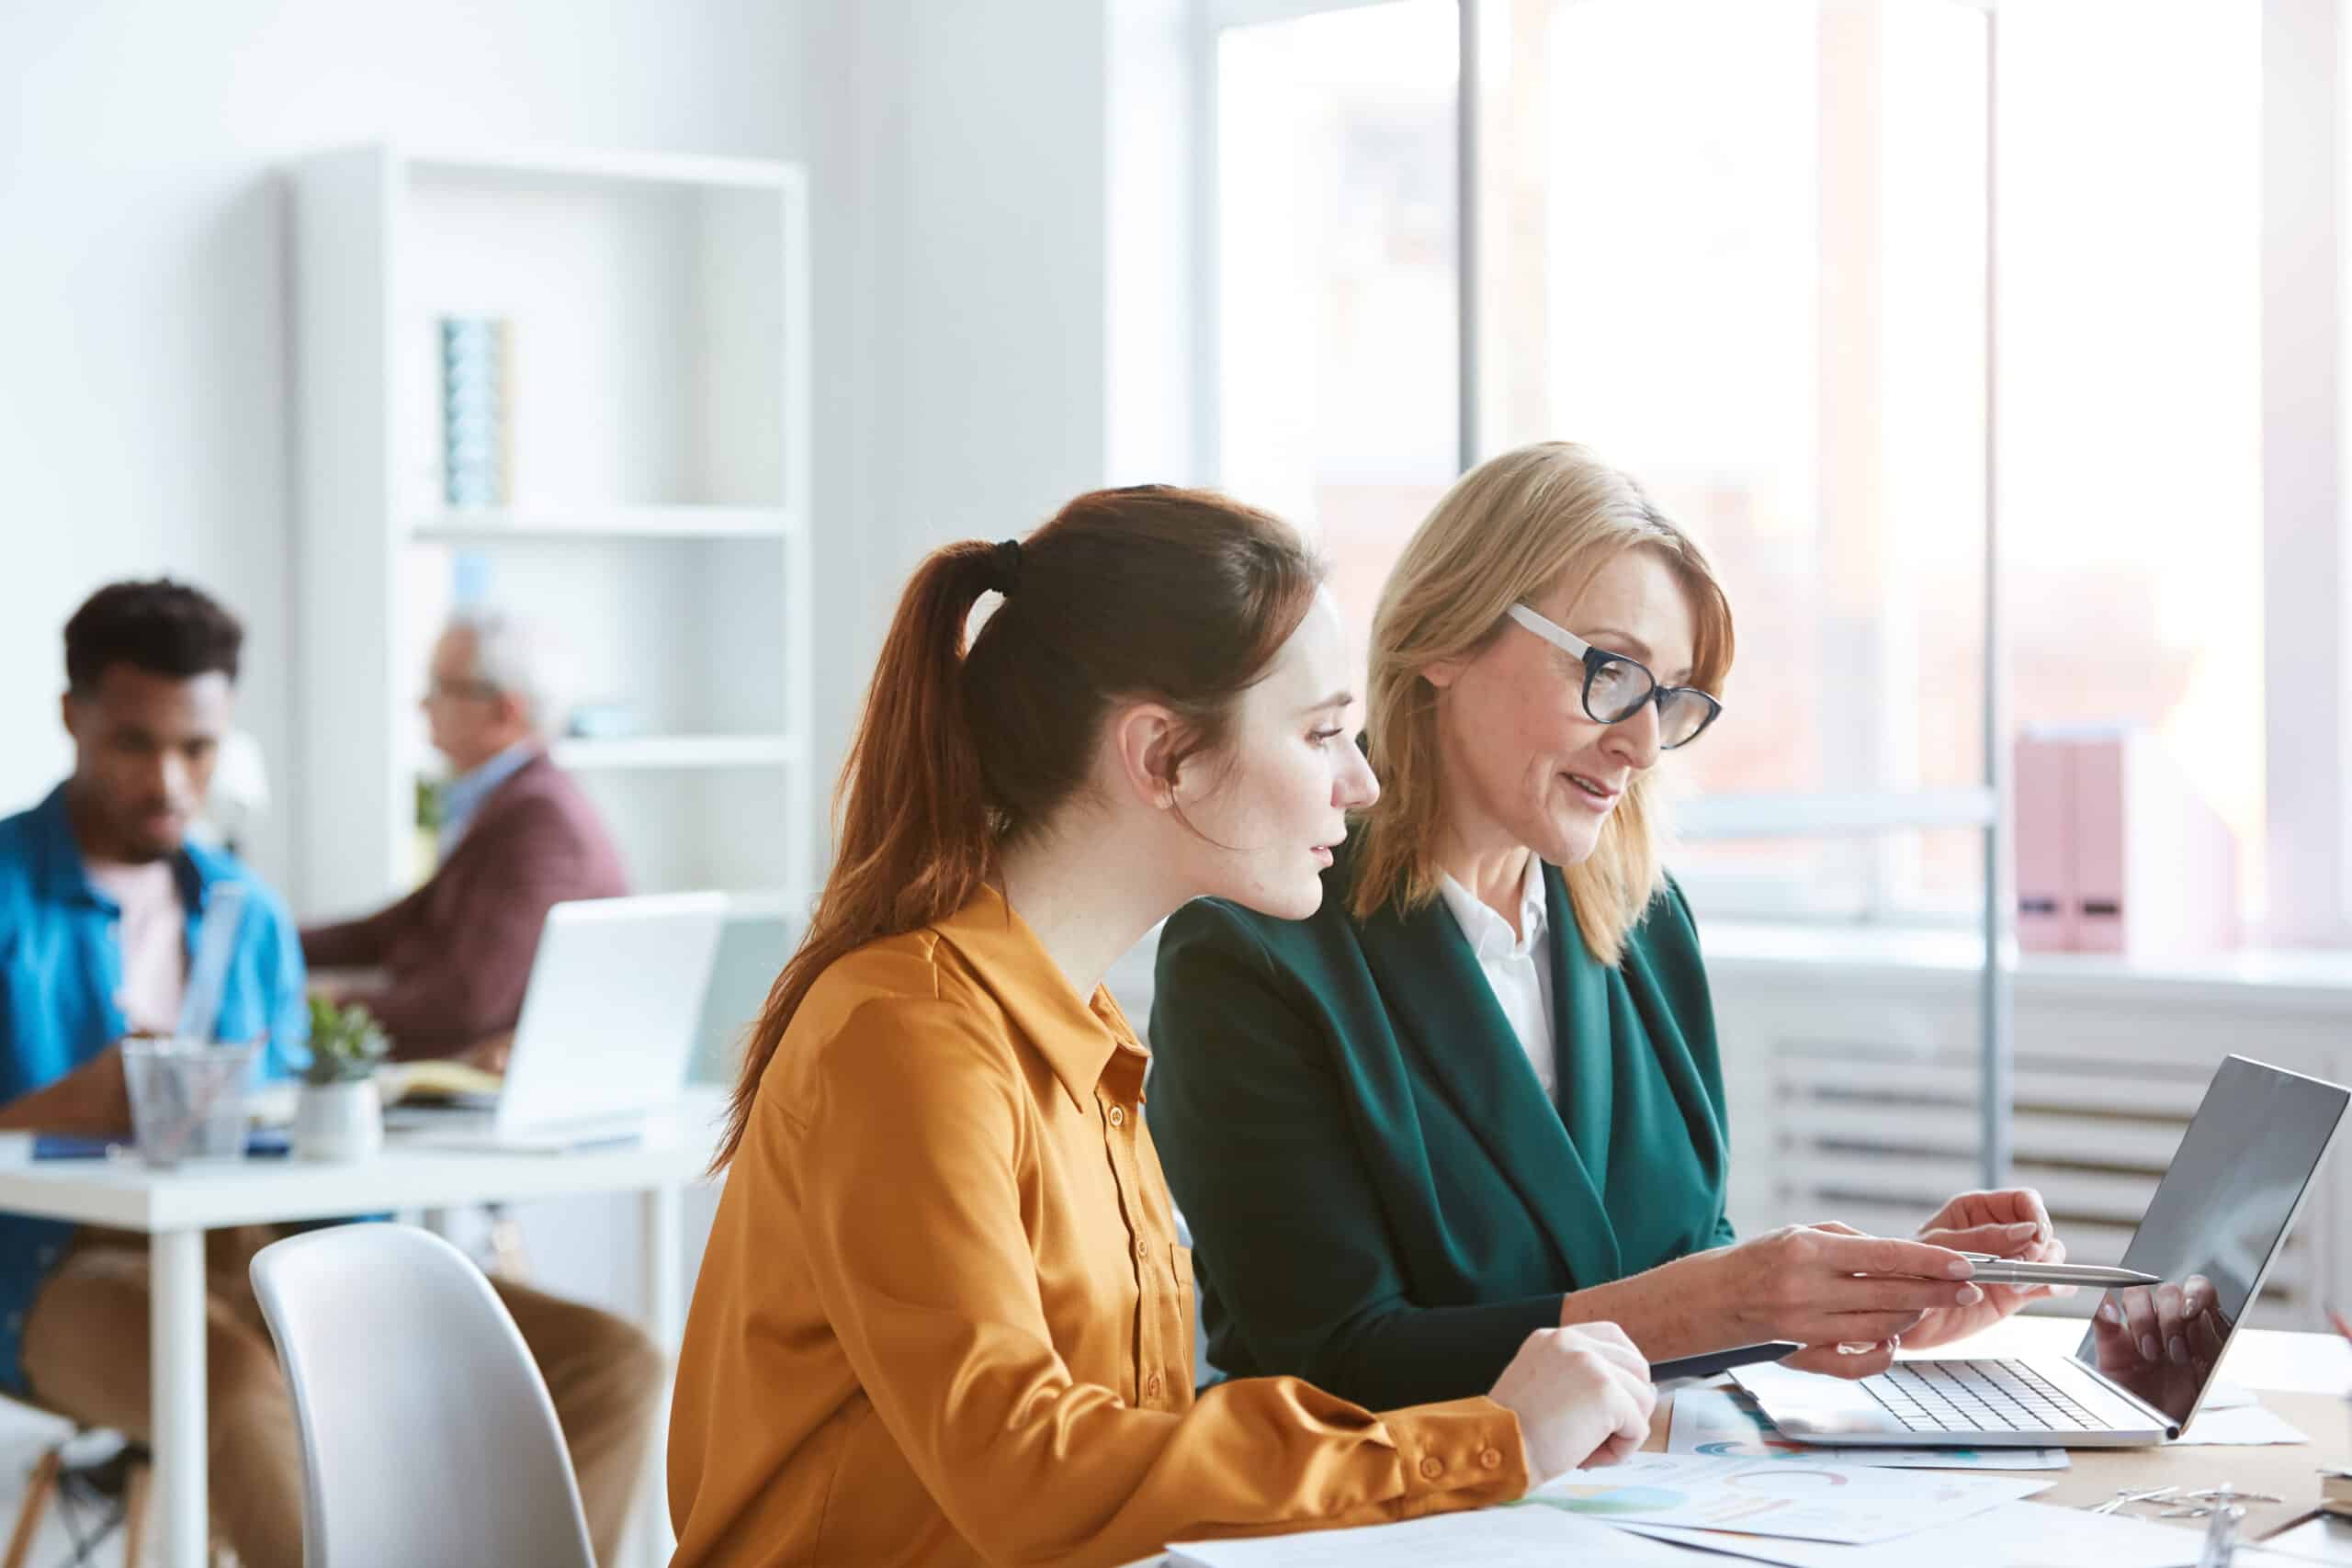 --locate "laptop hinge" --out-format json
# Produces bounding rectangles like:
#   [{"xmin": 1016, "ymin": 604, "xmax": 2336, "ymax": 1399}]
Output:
[{"xmin": 2075, "ymin": 1360, "xmax": 2184, "ymax": 1439}]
